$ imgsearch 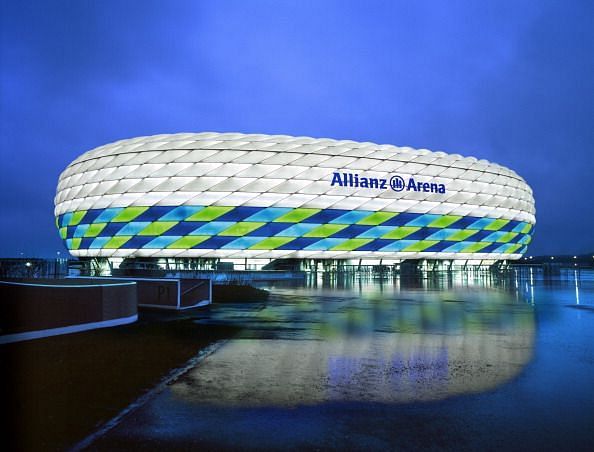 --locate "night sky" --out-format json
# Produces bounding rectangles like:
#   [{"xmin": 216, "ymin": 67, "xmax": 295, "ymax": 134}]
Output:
[{"xmin": 1, "ymin": 0, "xmax": 592, "ymax": 257}]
